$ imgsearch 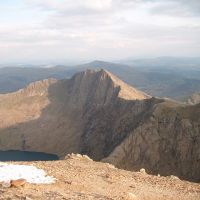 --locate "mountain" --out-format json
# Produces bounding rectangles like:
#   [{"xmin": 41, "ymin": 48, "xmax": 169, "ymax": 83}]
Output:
[
  {"xmin": 0, "ymin": 69, "xmax": 200, "ymax": 182},
  {"xmin": 1, "ymin": 60, "xmax": 200, "ymax": 101},
  {"xmin": 0, "ymin": 69, "xmax": 149, "ymax": 157}
]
